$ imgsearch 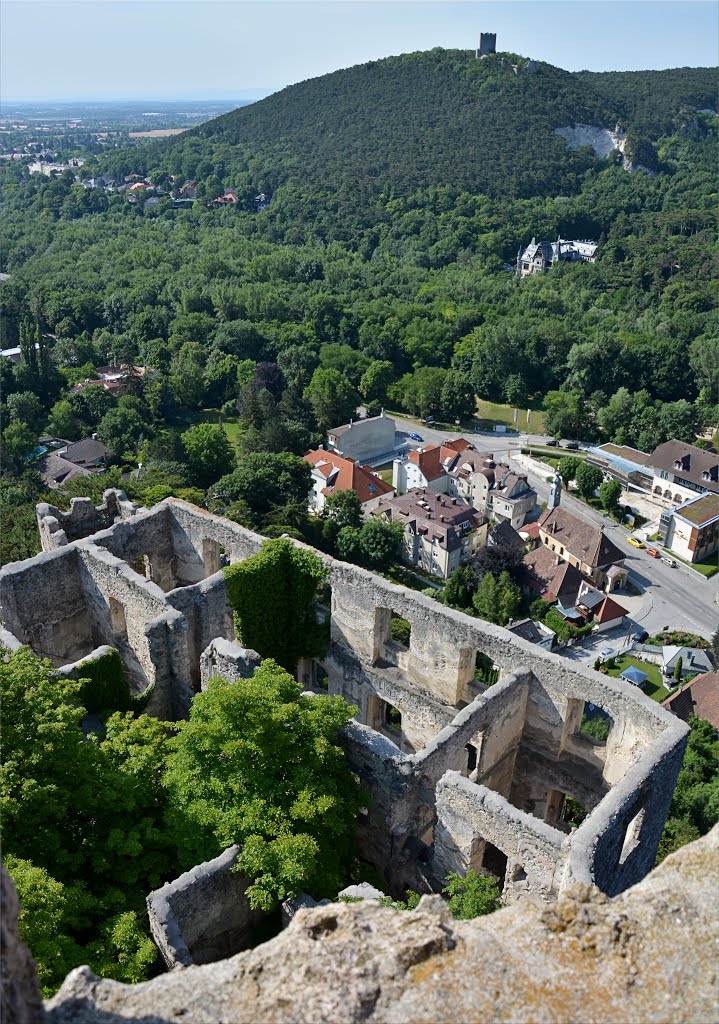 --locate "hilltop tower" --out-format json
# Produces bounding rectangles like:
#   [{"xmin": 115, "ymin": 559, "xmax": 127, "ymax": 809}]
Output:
[{"xmin": 477, "ymin": 33, "xmax": 496, "ymax": 58}]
